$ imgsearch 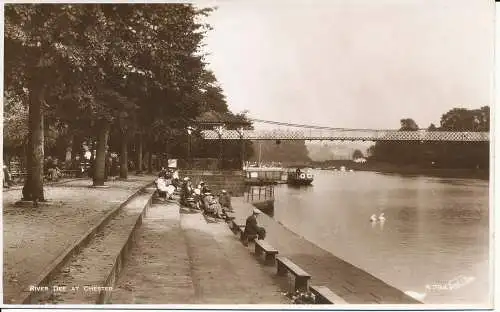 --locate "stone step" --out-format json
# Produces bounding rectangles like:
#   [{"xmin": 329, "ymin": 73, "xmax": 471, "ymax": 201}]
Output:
[{"xmin": 27, "ymin": 187, "xmax": 155, "ymax": 304}]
